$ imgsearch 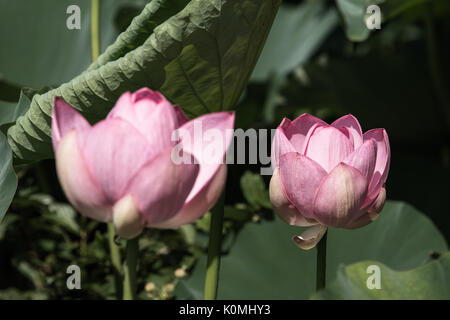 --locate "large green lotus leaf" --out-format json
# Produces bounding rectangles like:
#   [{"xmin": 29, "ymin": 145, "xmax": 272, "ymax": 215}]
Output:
[
  {"xmin": 0, "ymin": 0, "xmax": 150, "ymax": 90},
  {"xmin": 0, "ymin": 132, "xmax": 17, "ymax": 222},
  {"xmin": 0, "ymin": 89, "xmax": 50, "ymax": 130},
  {"xmin": 0, "ymin": 0, "xmax": 91, "ymax": 89},
  {"xmin": 87, "ymin": 0, "xmax": 190, "ymax": 72},
  {"xmin": 335, "ymin": 0, "xmax": 380, "ymax": 42},
  {"xmin": 175, "ymin": 201, "xmax": 448, "ymax": 299},
  {"xmin": 335, "ymin": 0, "xmax": 441, "ymax": 42},
  {"xmin": 7, "ymin": 0, "xmax": 281, "ymax": 163},
  {"xmin": 312, "ymin": 251, "xmax": 450, "ymax": 299},
  {"xmin": 0, "ymin": 79, "xmax": 21, "ymax": 103},
  {"xmin": 0, "ymin": 101, "xmax": 19, "ymax": 128},
  {"xmin": 250, "ymin": 1, "xmax": 338, "ymax": 82}
]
